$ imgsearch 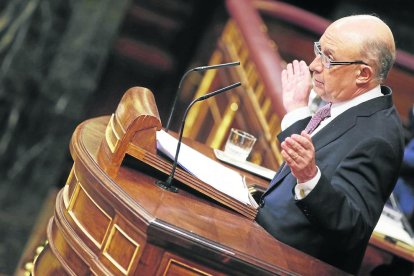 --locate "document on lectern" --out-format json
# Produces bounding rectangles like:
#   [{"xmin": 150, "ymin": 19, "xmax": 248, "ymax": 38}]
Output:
[
  {"xmin": 373, "ymin": 204, "xmax": 414, "ymax": 248},
  {"xmin": 156, "ymin": 130, "xmax": 253, "ymax": 206}
]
